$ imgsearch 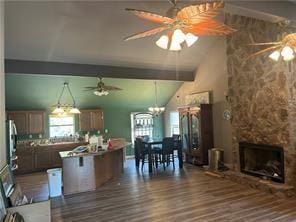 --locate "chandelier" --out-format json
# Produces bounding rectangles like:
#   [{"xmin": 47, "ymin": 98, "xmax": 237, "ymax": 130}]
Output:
[
  {"xmin": 52, "ymin": 82, "xmax": 80, "ymax": 115},
  {"xmin": 148, "ymin": 81, "xmax": 165, "ymax": 116}
]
